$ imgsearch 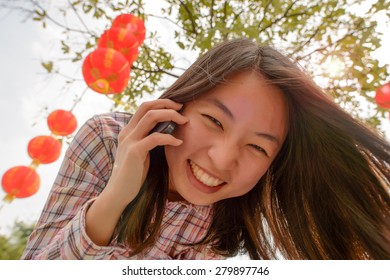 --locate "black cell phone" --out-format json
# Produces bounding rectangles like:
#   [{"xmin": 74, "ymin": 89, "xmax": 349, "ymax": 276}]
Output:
[{"xmin": 150, "ymin": 121, "xmax": 176, "ymax": 134}]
